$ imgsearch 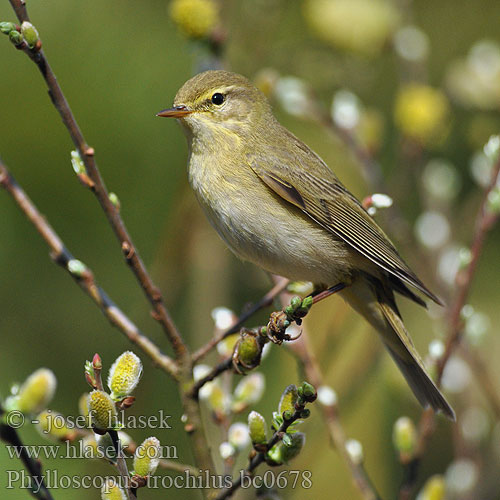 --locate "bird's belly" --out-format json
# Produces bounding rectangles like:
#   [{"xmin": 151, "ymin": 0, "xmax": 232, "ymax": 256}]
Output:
[{"xmin": 191, "ymin": 170, "xmax": 354, "ymax": 285}]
